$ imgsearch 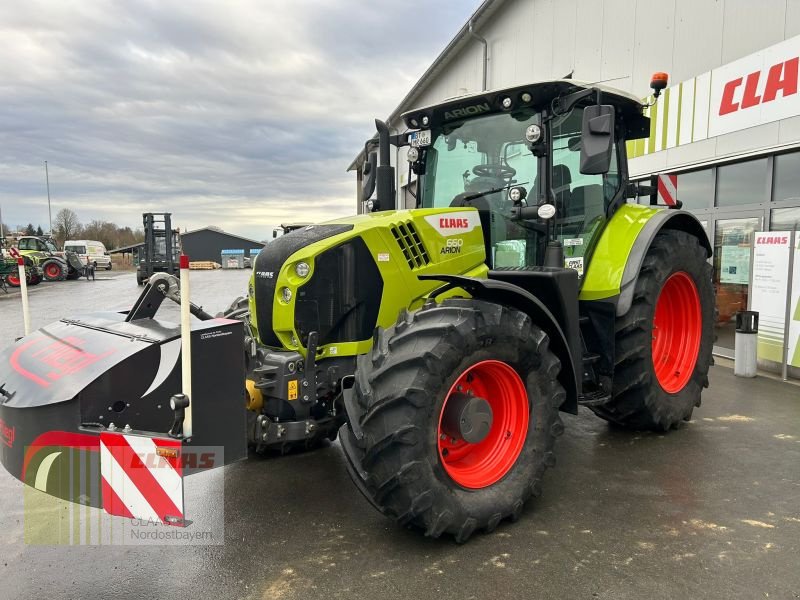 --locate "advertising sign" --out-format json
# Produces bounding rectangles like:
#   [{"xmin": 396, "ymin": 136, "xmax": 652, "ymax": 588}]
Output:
[
  {"xmin": 720, "ymin": 245, "xmax": 751, "ymax": 284},
  {"xmin": 789, "ymin": 234, "xmax": 800, "ymax": 368},
  {"xmin": 708, "ymin": 36, "xmax": 800, "ymax": 138},
  {"xmin": 751, "ymin": 232, "xmax": 792, "ymax": 363}
]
